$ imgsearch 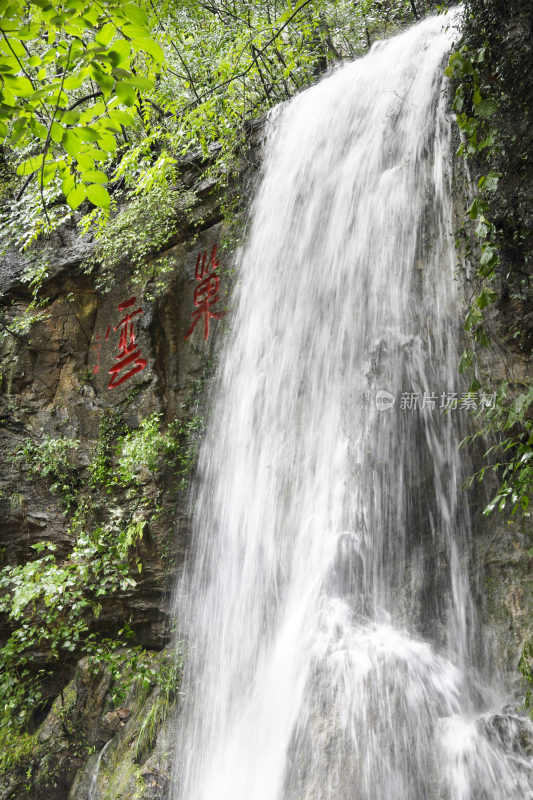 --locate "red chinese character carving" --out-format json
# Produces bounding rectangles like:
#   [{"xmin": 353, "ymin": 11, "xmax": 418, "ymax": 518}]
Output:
[
  {"xmin": 108, "ymin": 296, "xmax": 147, "ymax": 389},
  {"xmin": 185, "ymin": 244, "xmax": 225, "ymax": 341}
]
